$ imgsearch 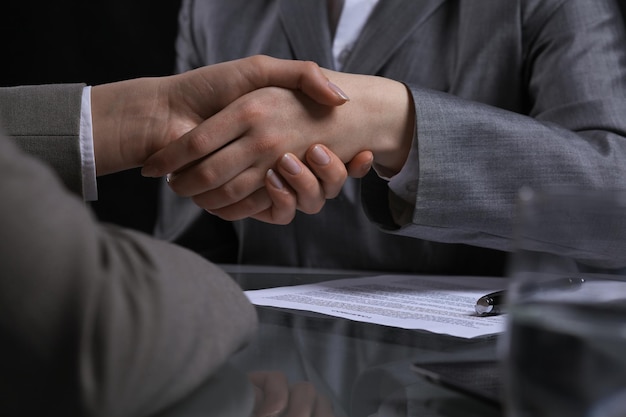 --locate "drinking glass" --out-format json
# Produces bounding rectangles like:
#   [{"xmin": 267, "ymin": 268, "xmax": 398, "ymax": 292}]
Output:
[{"xmin": 502, "ymin": 187, "xmax": 626, "ymax": 417}]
